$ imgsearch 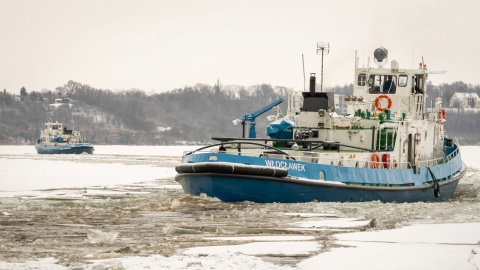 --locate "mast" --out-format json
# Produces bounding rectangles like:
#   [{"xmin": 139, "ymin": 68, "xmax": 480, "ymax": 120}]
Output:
[{"xmin": 316, "ymin": 42, "xmax": 330, "ymax": 93}]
